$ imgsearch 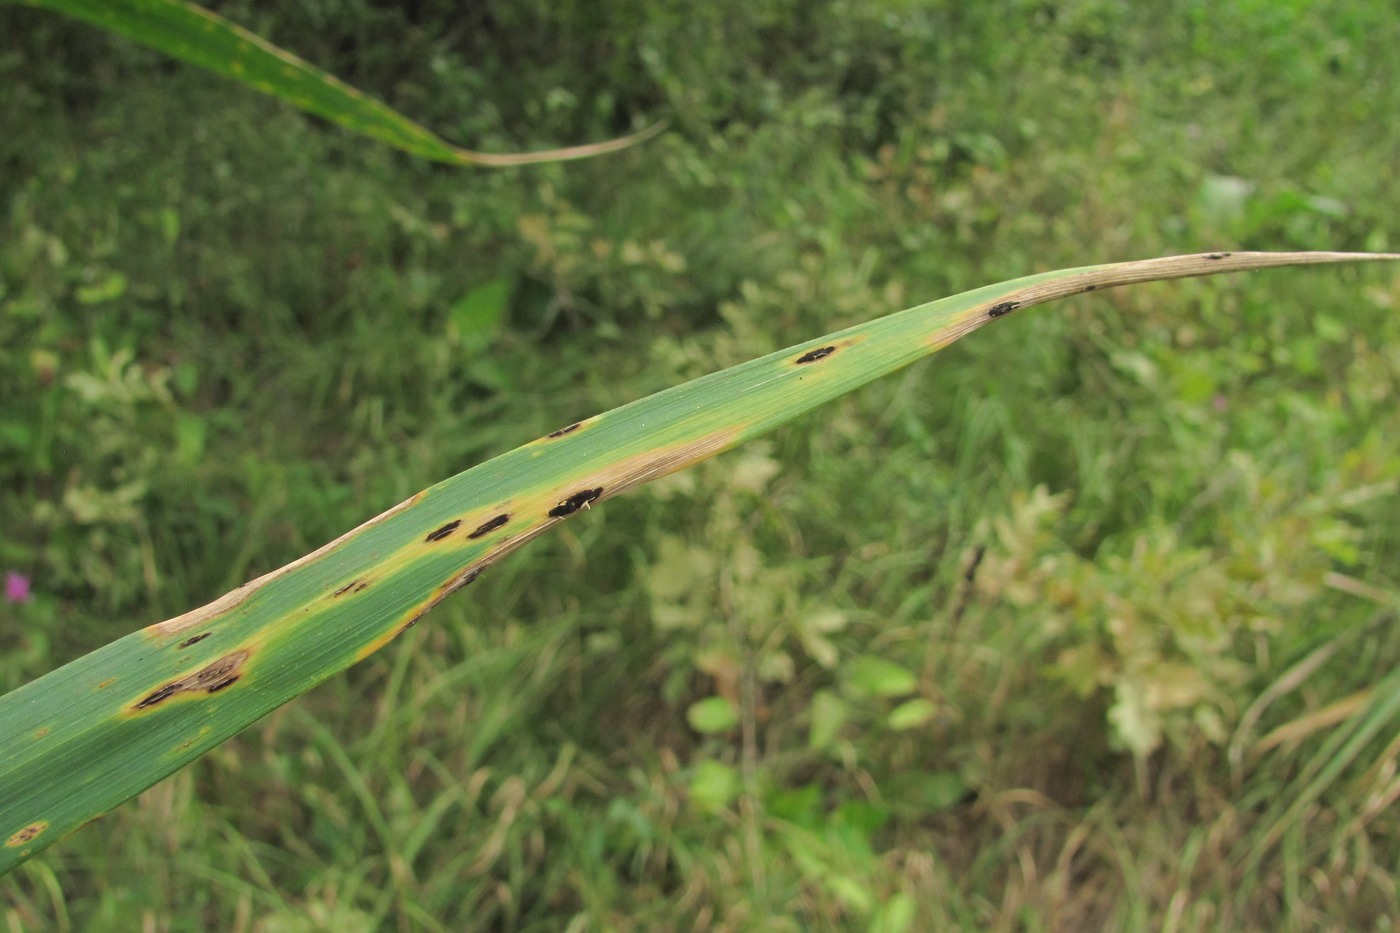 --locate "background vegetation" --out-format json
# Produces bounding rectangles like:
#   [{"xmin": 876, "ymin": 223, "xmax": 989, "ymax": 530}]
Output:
[{"xmin": 2, "ymin": 0, "xmax": 1398, "ymax": 929}]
